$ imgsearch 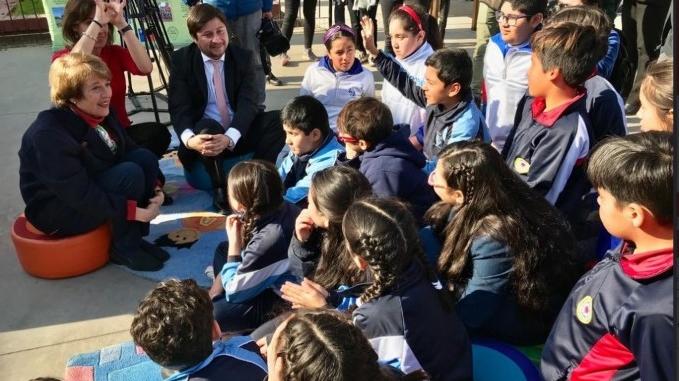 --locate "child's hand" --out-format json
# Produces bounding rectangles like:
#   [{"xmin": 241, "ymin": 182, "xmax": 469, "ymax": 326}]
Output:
[
  {"xmin": 360, "ymin": 16, "xmax": 378, "ymax": 56},
  {"xmin": 225, "ymin": 214, "xmax": 243, "ymax": 243},
  {"xmin": 280, "ymin": 278, "xmax": 329, "ymax": 309},
  {"xmin": 208, "ymin": 274, "xmax": 224, "ymax": 299},
  {"xmin": 266, "ymin": 318, "xmax": 291, "ymax": 381},
  {"xmin": 295, "ymin": 209, "xmax": 315, "ymax": 242}
]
